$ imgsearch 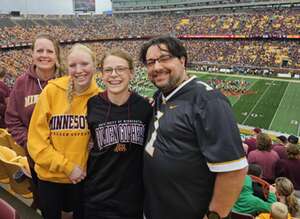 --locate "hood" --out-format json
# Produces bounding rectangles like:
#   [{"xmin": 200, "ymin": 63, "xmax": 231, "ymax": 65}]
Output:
[
  {"xmin": 48, "ymin": 75, "xmax": 99, "ymax": 96},
  {"xmin": 26, "ymin": 65, "xmax": 57, "ymax": 83},
  {"xmin": 26, "ymin": 65, "xmax": 39, "ymax": 80},
  {"xmin": 98, "ymin": 90, "xmax": 143, "ymax": 125}
]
